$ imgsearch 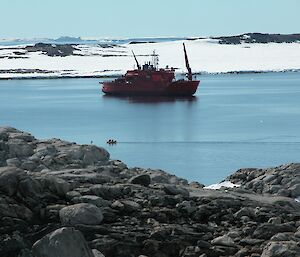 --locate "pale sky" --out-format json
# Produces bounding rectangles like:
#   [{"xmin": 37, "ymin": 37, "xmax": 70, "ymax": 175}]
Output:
[{"xmin": 1, "ymin": 0, "xmax": 299, "ymax": 38}]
